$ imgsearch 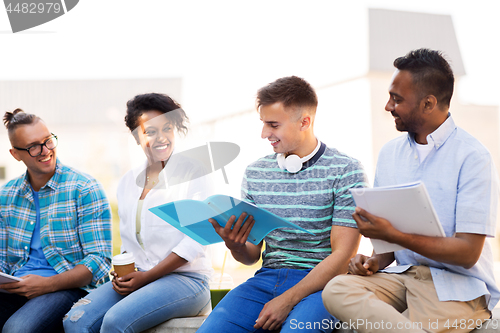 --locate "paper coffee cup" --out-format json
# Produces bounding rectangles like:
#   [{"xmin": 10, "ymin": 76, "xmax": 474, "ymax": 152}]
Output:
[{"xmin": 112, "ymin": 253, "xmax": 136, "ymax": 277}]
